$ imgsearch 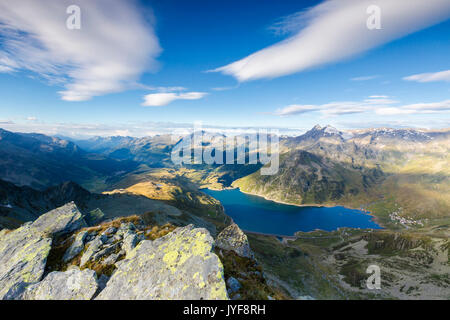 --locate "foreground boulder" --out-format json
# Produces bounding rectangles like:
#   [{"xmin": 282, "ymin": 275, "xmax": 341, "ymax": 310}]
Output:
[
  {"xmin": 22, "ymin": 266, "xmax": 98, "ymax": 300},
  {"xmin": 1, "ymin": 205, "xmax": 234, "ymax": 300},
  {"xmin": 215, "ymin": 223, "xmax": 254, "ymax": 258},
  {"xmin": 0, "ymin": 225, "xmax": 52, "ymax": 299},
  {"xmin": 0, "ymin": 202, "xmax": 86, "ymax": 299},
  {"xmin": 31, "ymin": 202, "xmax": 86, "ymax": 236},
  {"xmin": 96, "ymin": 225, "xmax": 228, "ymax": 300}
]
